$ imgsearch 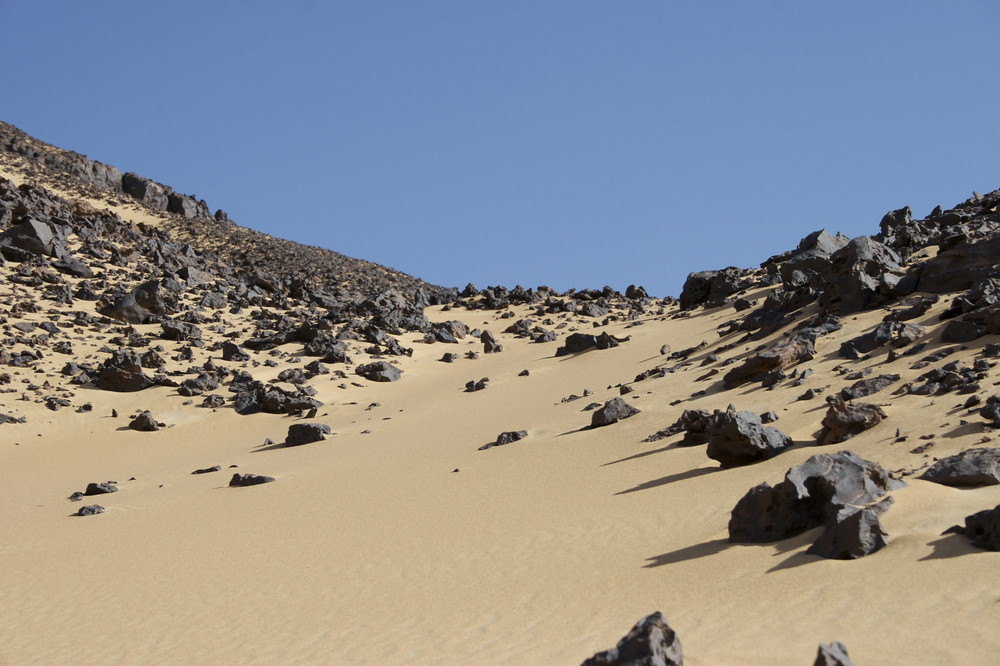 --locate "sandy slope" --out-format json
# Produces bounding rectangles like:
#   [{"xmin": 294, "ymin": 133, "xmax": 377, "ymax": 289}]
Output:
[{"xmin": 2, "ymin": 267, "xmax": 999, "ymax": 666}]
